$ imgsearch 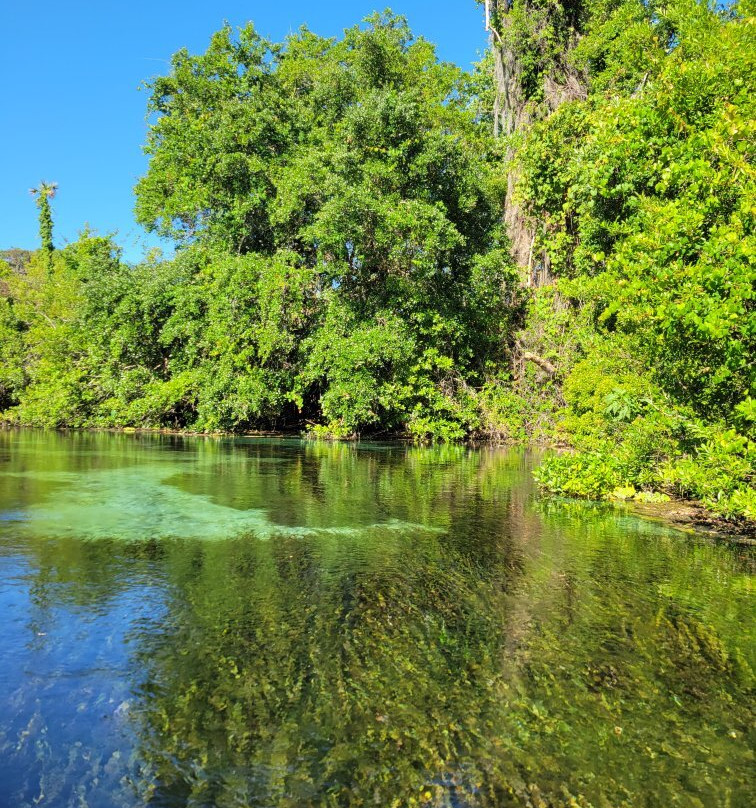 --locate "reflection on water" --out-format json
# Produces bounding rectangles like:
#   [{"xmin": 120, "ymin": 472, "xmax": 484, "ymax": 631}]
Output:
[{"xmin": 0, "ymin": 430, "xmax": 752, "ymax": 807}]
